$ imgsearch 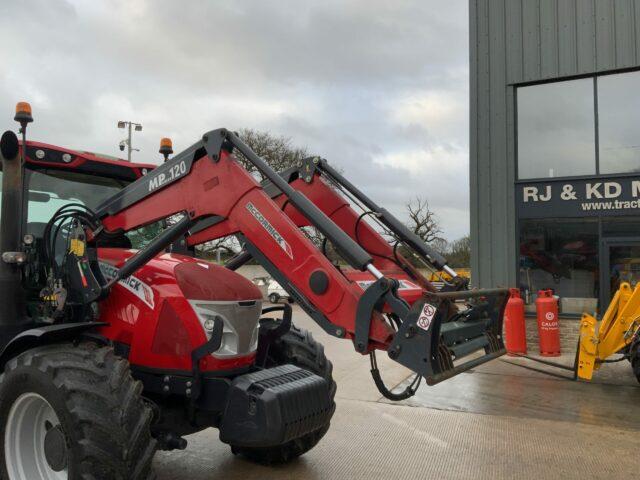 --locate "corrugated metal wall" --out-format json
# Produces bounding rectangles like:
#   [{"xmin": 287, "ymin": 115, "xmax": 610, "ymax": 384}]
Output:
[{"xmin": 470, "ymin": 0, "xmax": 640, "ymax": 288}]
